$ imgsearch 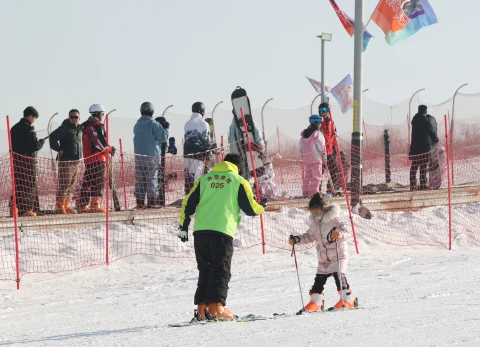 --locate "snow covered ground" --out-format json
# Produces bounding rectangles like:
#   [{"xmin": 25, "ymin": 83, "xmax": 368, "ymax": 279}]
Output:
[{"xmin": 1, "ymin": 231, "xmax": 480, "ymax": 346}]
